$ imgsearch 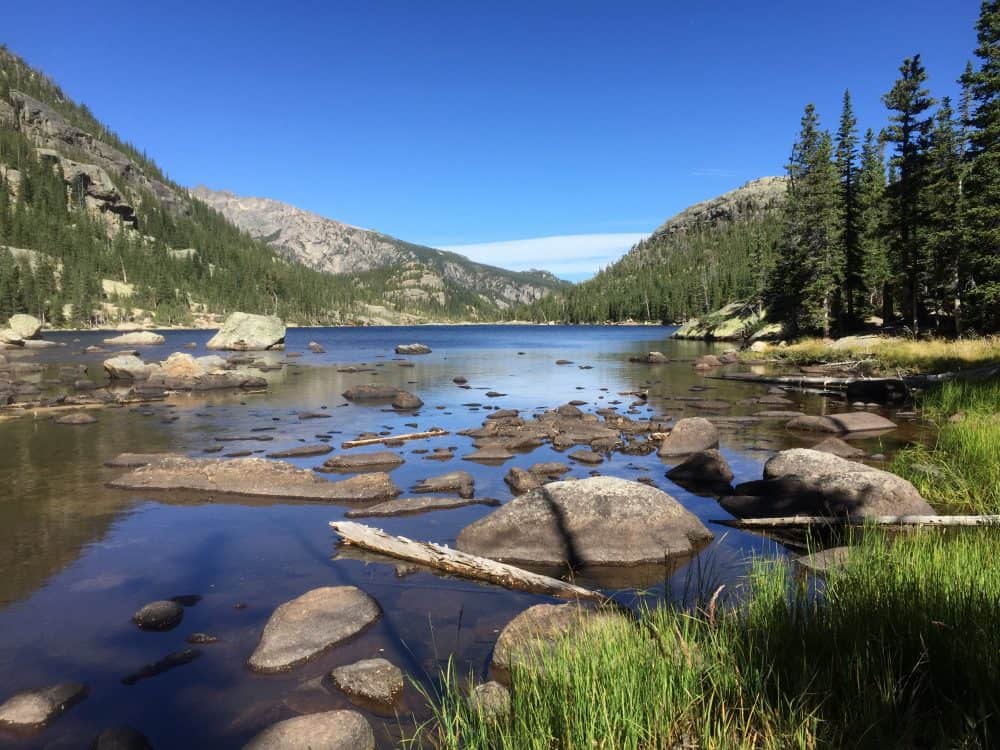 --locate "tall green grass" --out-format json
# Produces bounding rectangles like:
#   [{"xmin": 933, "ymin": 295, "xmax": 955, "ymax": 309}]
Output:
[
  {"xmin": 892, "ymin": 379, "xmax": 1000, "ymax": 513},
  {"xmin": 413, "ymin": 530, "xmax": 1000, "ymax": 749}
]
